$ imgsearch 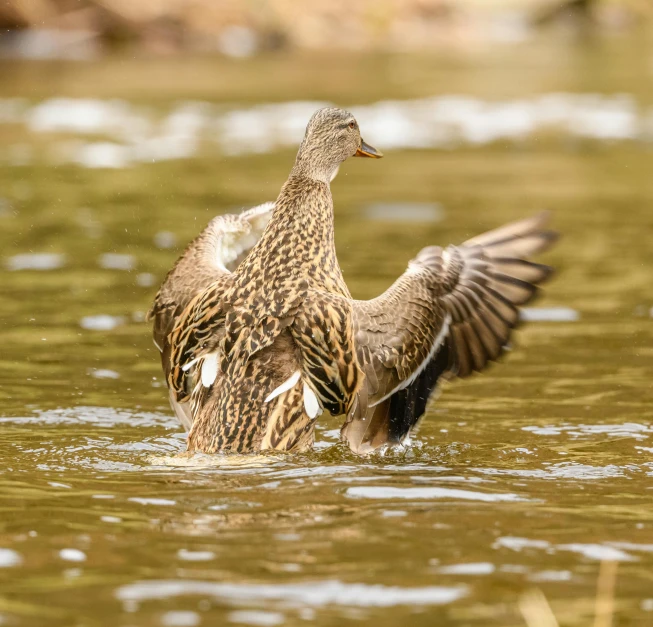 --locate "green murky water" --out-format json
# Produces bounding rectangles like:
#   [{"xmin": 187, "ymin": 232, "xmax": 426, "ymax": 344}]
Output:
[{"xmin": 1, "ymin": 41, "xmax": 653, "ymax": 626}]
